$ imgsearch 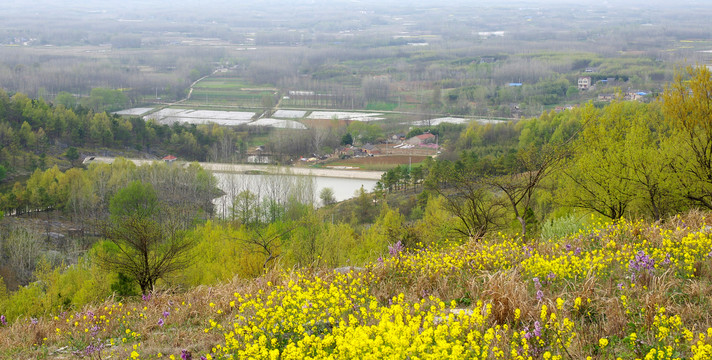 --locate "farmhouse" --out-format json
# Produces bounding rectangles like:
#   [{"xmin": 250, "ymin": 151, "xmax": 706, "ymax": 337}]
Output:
[
  {"xmin": 578, "ymin": 76, "xmax": 592, "ymax": 90},
  {"xmin": 361, "ymin": 144, "xmax": 381, "ymax": 155},
  {"xmin": 390, "ymin": 133, "xmax": 406, "ymax": 142},
  {"xmin": 406, "ymin": 133, "xmax": 436, "ymax": 146},
  {"xmin": 162, "ymin": 155, "xmax": 177, "ymax": 164},
  {"xmin": 598, "ymin": 94, "xmax": 616, "ymax": 101},
  {"xmin": 625, "ymin": 91, "xmax": 649, "ymax": 101}
]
